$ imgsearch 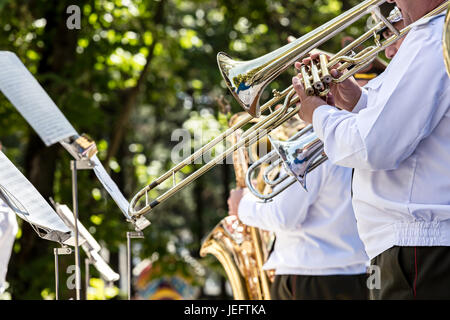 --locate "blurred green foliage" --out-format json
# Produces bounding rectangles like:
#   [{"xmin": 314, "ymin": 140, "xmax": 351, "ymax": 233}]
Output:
[{"xmin": 0, "ymin": 0, "xmax": 363, "ymax": 299}]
